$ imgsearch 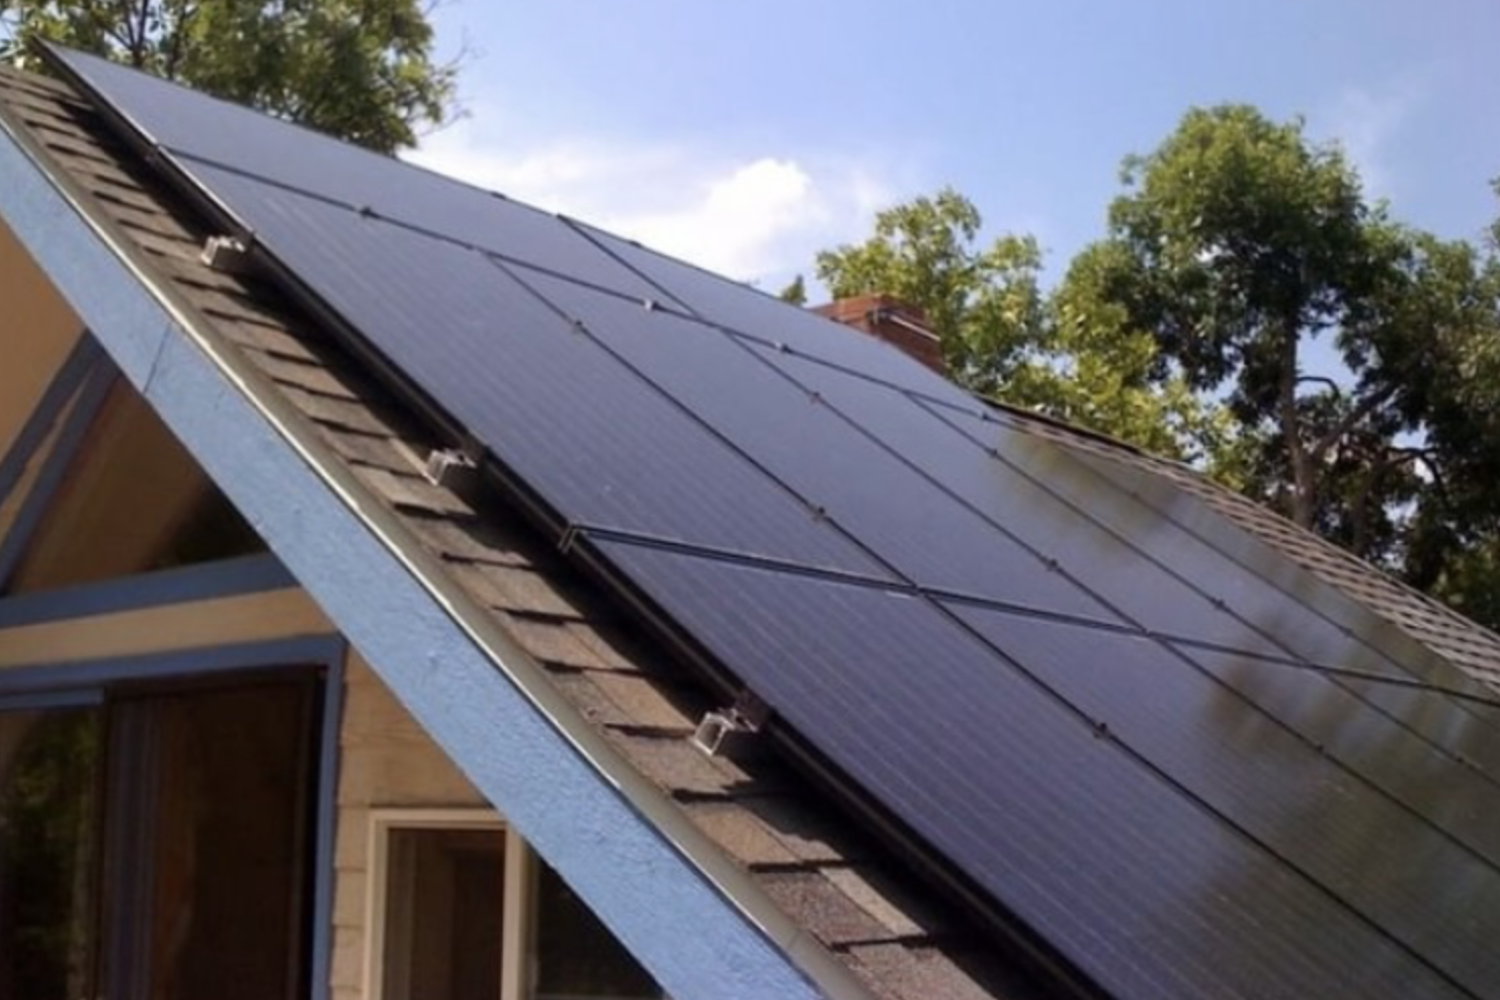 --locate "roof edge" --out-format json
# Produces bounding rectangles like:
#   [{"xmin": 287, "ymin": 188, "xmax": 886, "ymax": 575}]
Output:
[{"xmin": 0, "ymin": 82, "xmax": 880, "ymax": 1000}]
